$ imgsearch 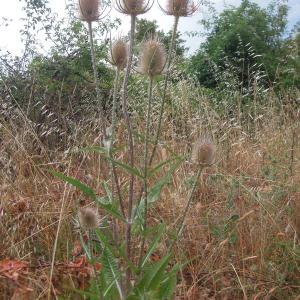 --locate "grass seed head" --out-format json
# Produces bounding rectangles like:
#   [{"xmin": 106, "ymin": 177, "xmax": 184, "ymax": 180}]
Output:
[
  {"xmin": 191, "ymin": 138, "xmax": 215, "ymax": 167},
  {"xmin": 110, "ymin": 39, "xmax": 128, "ymax": 71},
  {"xmin": 78, "ymin": 207, "xmax": 100, "ymax": 230},
  {"xmin": 139, "ymin": 37, "xmax": 166, "ymax": 78},
  {"xmin": 79, "ymin": 0, "xmax": 100, "ymax": 22},
  {"xmin": 115, "ymin": 0, "xmax": 152, "ymax": 16},
  {"xmin": 160, "ymin": 0, "xmax": 198, "ymax": 17}
]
